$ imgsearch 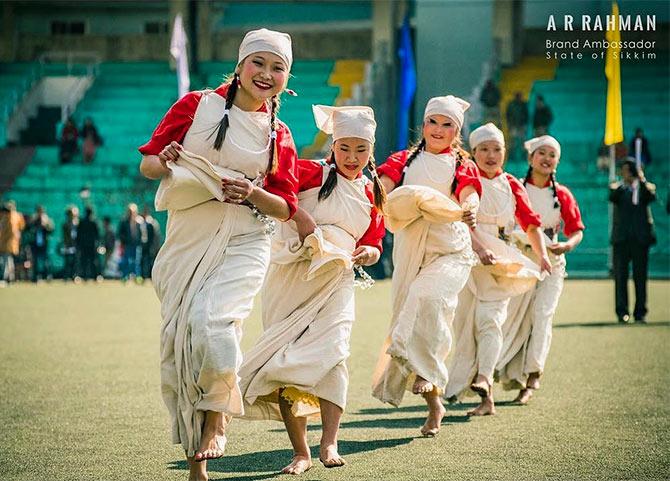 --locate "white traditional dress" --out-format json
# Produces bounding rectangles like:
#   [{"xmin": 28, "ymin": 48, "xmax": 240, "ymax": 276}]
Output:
[
  {"xmin": 496, "ymin": 178, "xmax": 584, "ymax": 389},
  {"xmin": 446, "ymin": 170, "xmax": 543, "ymax": 400},
  {"xmin": 239, "ymin": 160, "xmax": 384, "ymax": 419},
  {"xmin": 371, "ymin": 148, "xmax": 481, "ymax": 406},
  {"xmin": 138, "ymin": 84, "xmax": 298, "ymax": 456}
]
